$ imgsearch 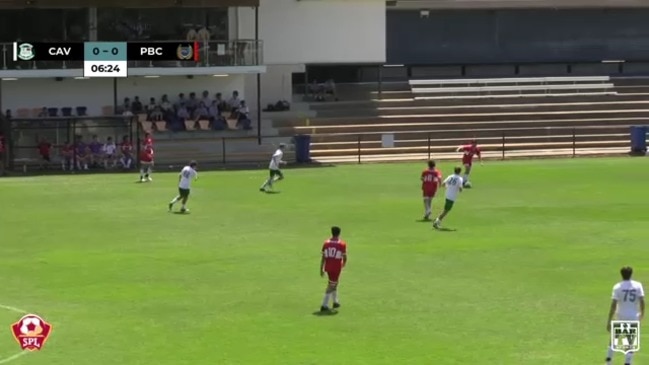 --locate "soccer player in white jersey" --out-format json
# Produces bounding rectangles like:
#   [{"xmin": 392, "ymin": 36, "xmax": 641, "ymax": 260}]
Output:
[
  {"xmin": 259, "ymin": 143, "xmax": 287, "ymax": 192},
  {"xmin": 433, "ymin": 166, "xmax": 464, "ymax": 229},
  {"xmin": 606, "ymin": 266, "xmax": 645, "ymax": 365},
  {"xmin": 168, "ymin": 161, "xmax": 198, "ymax": 213}
]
